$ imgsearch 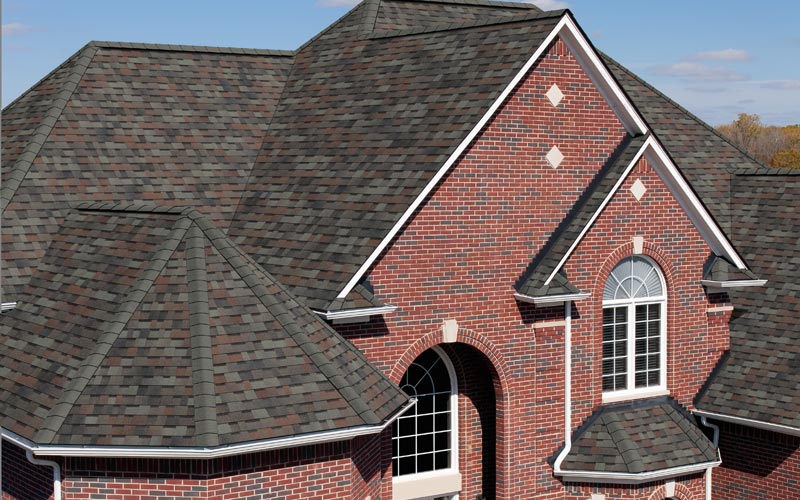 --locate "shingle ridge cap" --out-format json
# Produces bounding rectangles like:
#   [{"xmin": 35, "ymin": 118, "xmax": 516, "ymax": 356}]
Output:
[
  {"xmin": 73, "ymin": 201, "xmax": 198, "ymax": 216},
  {"xmin": 398, "ymin": 0, "xmax": 541, "ymax": 10},
  {"xmin": 1, "ymin": 43, "xmax": 98, "ymax": 214},
  {"xmin": 33, "ymin": 216, "xmax": 194, "ymax": 444},
  {"xmin": 367, "ymin": 9, "xmax": 564, "ymax": 40},
  {"xmin": 89, "ymin": 40, "xmax": 294, "ymax": 57},
  {"xmin": 196, "ymin": 223, "xmax": 391, "ymax": 427},
  {"xmin": 731, "ymin": 167, "xmax": 800, "ymax": 176},
  {"xmin": 186, "ymin": 224, "xmax": 220, "ymax": 448},
  {"xmin": 600, "ymin": 51, "xmax": 771, "ymax": 174}
]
